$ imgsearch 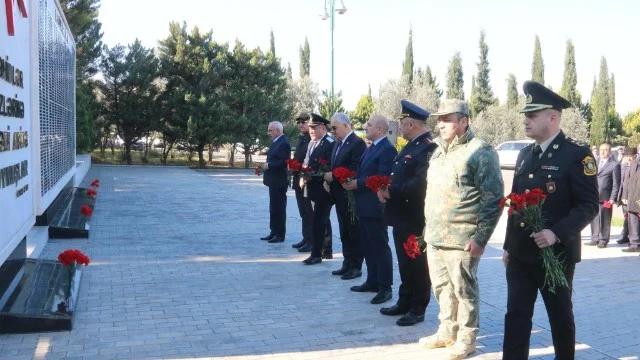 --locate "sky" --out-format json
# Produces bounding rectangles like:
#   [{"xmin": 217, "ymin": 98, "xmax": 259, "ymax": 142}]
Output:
[{"xmin": 99, "ymin": 0, "xmax": 640, "ymax": 116}]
